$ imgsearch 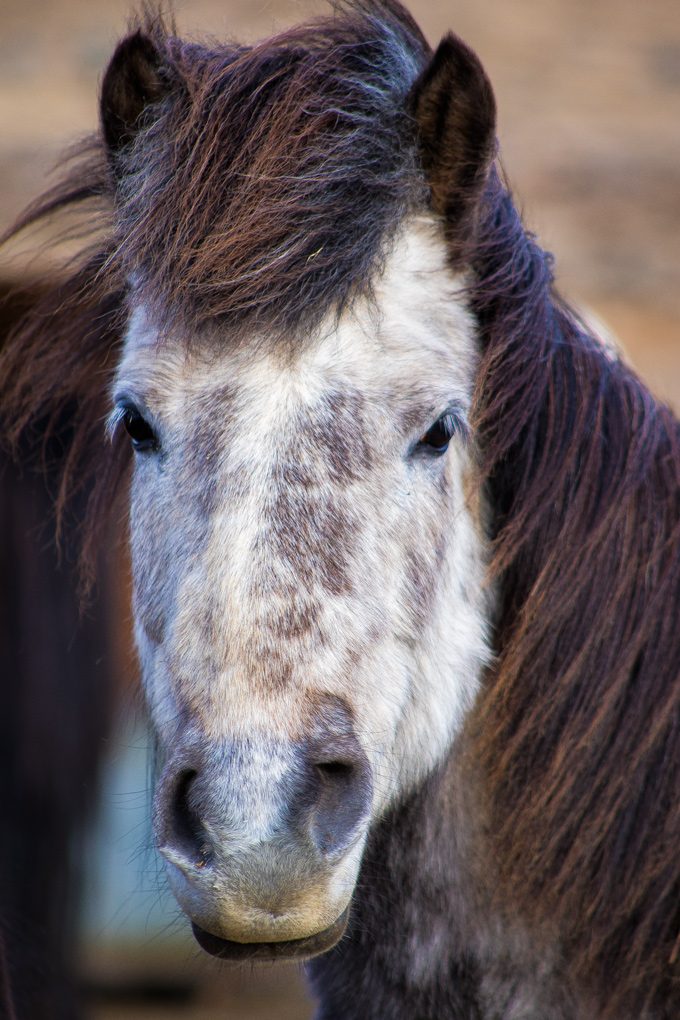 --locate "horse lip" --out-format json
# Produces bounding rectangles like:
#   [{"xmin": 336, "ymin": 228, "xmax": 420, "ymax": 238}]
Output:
[{"xmin": 191, "ymin": 906, "xmax": 350, "ymax": 962}]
